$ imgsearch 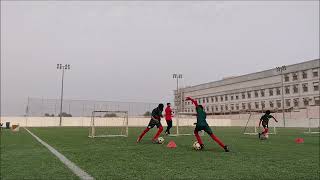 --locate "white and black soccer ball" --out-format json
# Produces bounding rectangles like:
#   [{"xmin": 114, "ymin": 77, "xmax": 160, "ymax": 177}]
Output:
[
  {"xmin": 158, "ymin": 137, "xmax": 165, "ymax": 144},
  {"xmin": 193, "ymin": 141, "xmax": 201, "ymax": 150}
]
